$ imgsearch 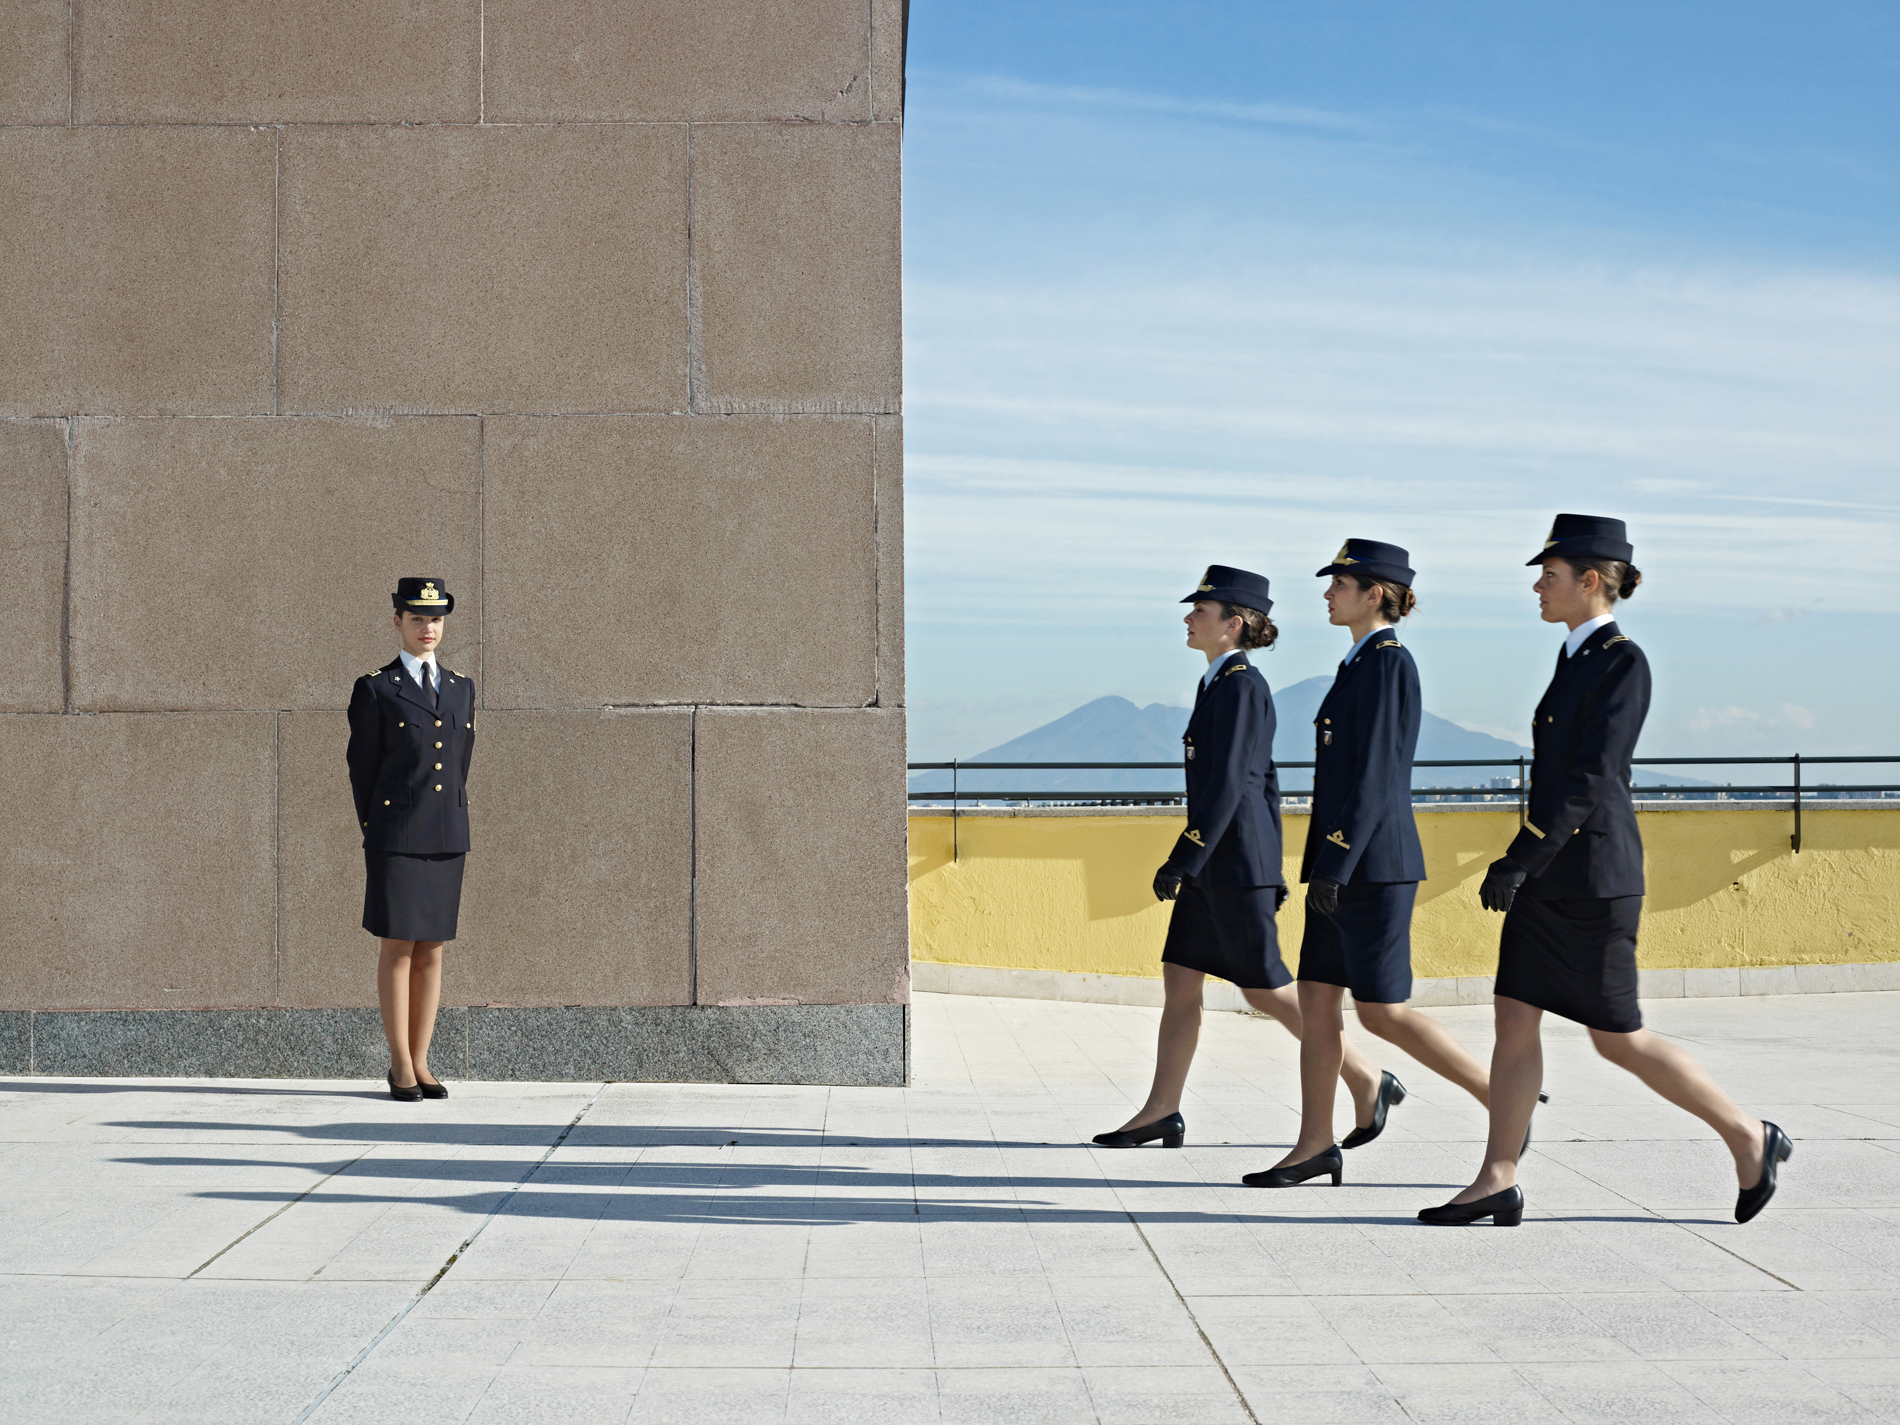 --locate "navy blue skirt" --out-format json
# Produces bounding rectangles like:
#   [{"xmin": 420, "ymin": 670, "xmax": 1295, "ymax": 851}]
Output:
[
  {"xmin": 1495, "ymin": 892, "xmax": 1643, "ymax": 1033},
  {"xmin": 363, "ymin": 851, "xmax": 465, "ymax": 942},
  {"xmin": 1161, "ymin": 878, "xmax": 1293, "ymax": 990},
  {"xmin": 1297, "ymin": 881, "xmax": 1417, "ymax": 1004}
]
